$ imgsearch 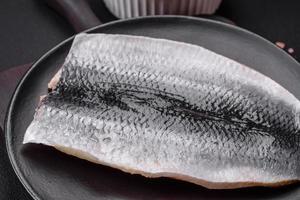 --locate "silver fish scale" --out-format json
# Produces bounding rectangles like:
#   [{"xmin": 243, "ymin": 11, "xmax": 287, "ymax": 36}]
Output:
[{"xmin": 24, "ymin": 34, "xmax": 300, "ymax": 185}]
